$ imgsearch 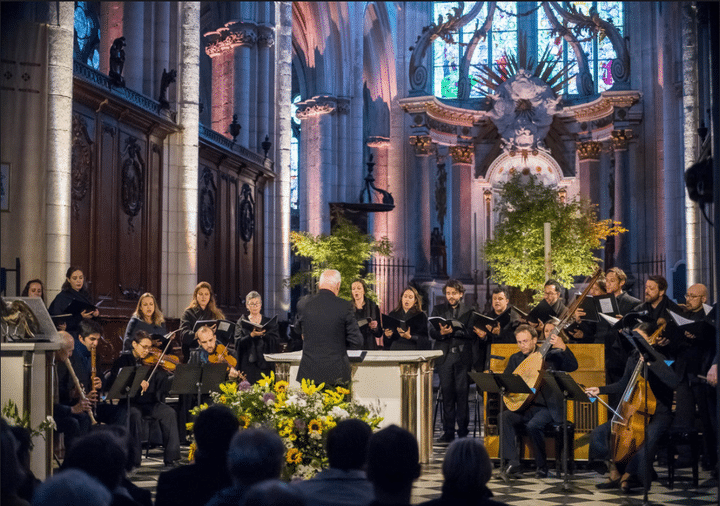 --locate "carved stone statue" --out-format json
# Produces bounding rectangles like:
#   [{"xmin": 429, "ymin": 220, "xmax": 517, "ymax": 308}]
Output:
[
  {"xmin": 109, "ymin": 36, "xmax": 126, "ymax": 87},
  {"xmin": 158, "ymin": 68, "xmax": 177, "ymax": 109}
]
